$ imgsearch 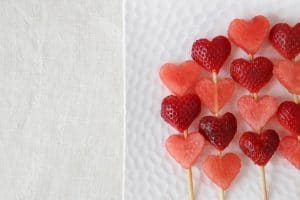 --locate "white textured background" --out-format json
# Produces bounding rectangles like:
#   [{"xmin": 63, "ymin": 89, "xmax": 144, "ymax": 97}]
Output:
[
  {"xmin": 0, "ymin": 0, "xmax": 122, "ymax": 200},
  {"xmin": 125, "ymin": 0, "xmax": 300, "ymax": 199}
]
